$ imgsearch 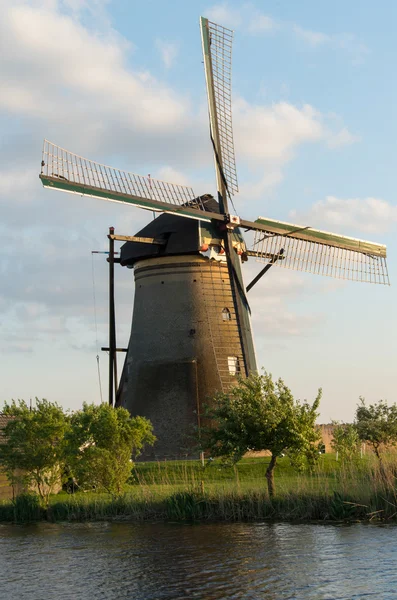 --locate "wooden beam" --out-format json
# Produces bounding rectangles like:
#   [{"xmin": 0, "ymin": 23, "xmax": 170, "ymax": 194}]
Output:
[
  {"xmin": 246, "ymin": 249, "xmax": 285, "ymax": 293},
  {"xmin": 108, "ymin": 227, "xmax": 117, "ymax": 406},
  {"xmin": 246, "ymin": 250, "xmax": 285, "ymax": 260},
  {"xmin": 108, "ymin": 234, "xmax": 166, "ymax": 245},
  {"xmin": 101, "ymin": 347, "xmax": 128, "ymax": 353}
]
